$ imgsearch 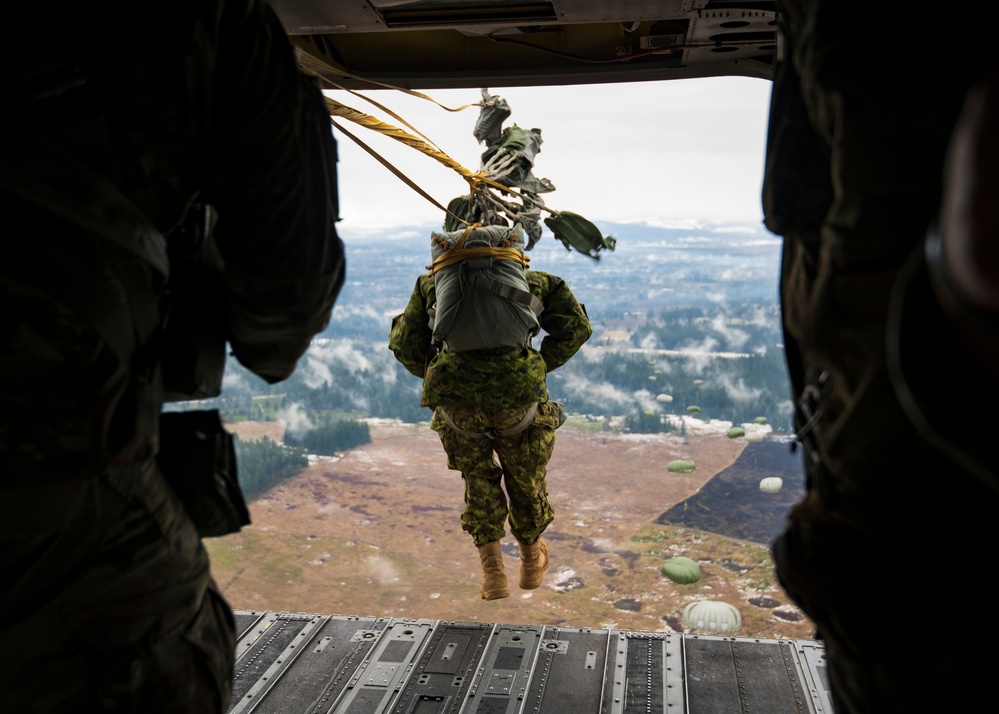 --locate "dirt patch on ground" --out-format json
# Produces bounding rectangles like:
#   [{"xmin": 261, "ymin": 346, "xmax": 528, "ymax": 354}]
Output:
[{"xmin": 208, "ymin": 421, "xmax": 813, "ymax": 639}]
